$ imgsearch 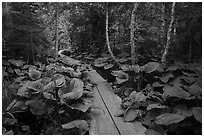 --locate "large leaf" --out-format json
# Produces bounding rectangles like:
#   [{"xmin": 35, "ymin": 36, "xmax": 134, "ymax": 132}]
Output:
[
  {"xmin": 193, "ymin": 107, "xmax": 202, "ymax": 123},
  {"xmin": 144, "ymin": 62, "xmax": 160, "ymax": 73},
  {"xmin": 14, "ymin": 69, "xmax": 25, "ymax": 76},
  {"xmin": 68, "ymin": 97, "xmax": 94, "ymax": 112},
  {"xmin": 118, "ymin": 58, "xmax": 128, "ymax": 63},
  {"xmin": 111, "ymin": 70, "xmax": 129, "ymax": 84},
  {"xmin": 62, "ymin": 120, "xmax": 89, "ymax": 135},
  {"xmin": 187, "ymin": 84, "xmax": 202, "ymax": 97},
  {"xmin": 124, "ymin": 107, "xmax": 139, "ymax": 122},
  {"xmin": 129, "ymin": 91, "xmax": 146, "ymax": 103},
  {"xmin": 155, "ymin": 113, "xmax": 185, "ymax": 125},
  {"xmin": 162, "ymin": 85, "xmax": 190, "ymax": 100},
  {"xmin": 60, "ymin": 55, "xmax": 80, "ymax": 66},
  {"xmin": 27, "ymin": 81, "xmax": 44, "ymax": 93},
  {"xmin": 17, "ymin": 86, "xmax": 30, "ymax": 98},
  {"xmin": 26, "ymin": 99, "xmax": 47, "ymax": 115},
  {"xmin": 28, "ymin": 69, "xmax": 41, "ymax": 80},
  {"xmin": 61, "ymin": 78, "xmax": 84, "ymax": 101},
  {"xmin": 159, "ymin": 73, "xmax": 174, "ymax": 83},
  {"xmin": 8, "ymin": 59, "xmax": 25, "ymax": 67},
  {"xmin": 6, "ymin": 99, "xmax": 27, "ymax": 112},
  {"xmin": 173, "ymin": 105, "xmax": 193, "ymax": 117},
  {"xmin": 147, "ymin": 103, "xmax": 167, "ymax": 111},
  {"xmin": 53, "ymin": 74, "xmax": 66, "ymax": 87},
  {"xmin": 104, "ymin": 64, "xmax": 114, "ymax": 70},
  {"xmin": 93, "ymin": 58, "xmax": 108, "ymax": 67},
  {"xmin": 181, "ymin": 76, "xmax": 196, "ymax": 85}
]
